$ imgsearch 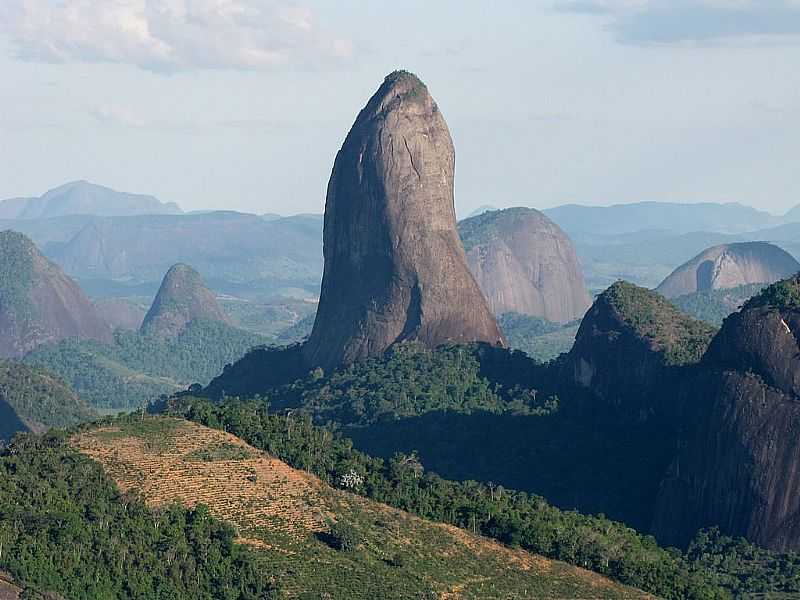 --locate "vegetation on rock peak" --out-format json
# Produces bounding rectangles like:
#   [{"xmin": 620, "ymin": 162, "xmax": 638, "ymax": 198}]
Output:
[
  {"xmin": 601, "ymin": 280, "xmax": 717, "ymax": 365},
  {"xmin": 743, "ymin": 273, "xmax": 800, "ymax": 311}
]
